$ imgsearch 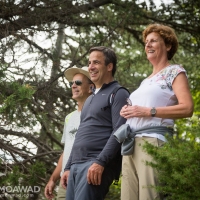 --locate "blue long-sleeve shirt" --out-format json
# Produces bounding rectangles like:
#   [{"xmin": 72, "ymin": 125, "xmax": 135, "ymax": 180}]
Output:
[{"xmin": 65, "ymin": 81, "xmax": 129, "ymax": 178}]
